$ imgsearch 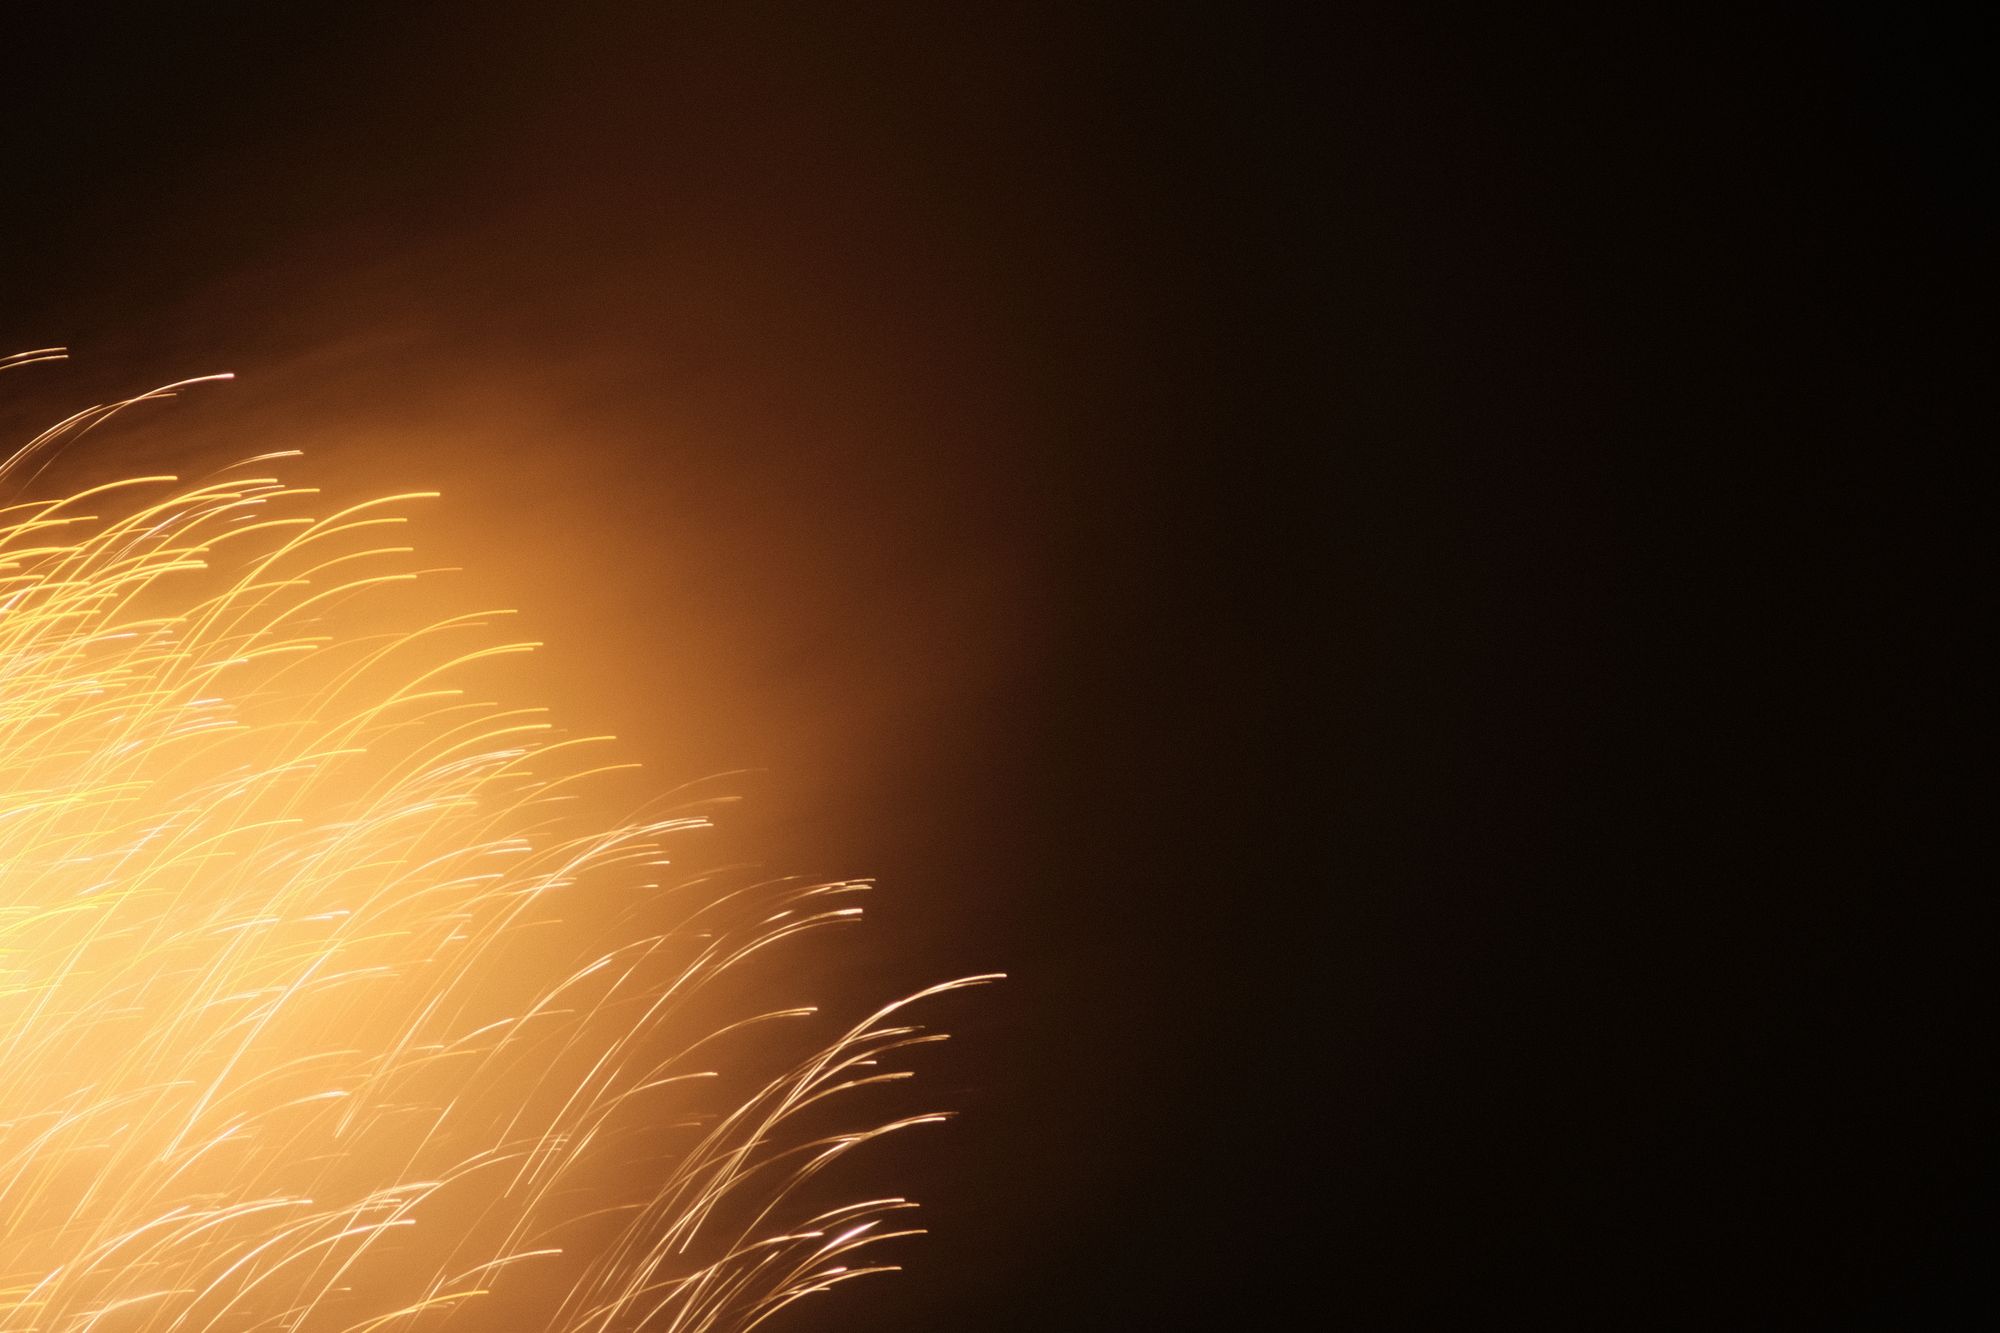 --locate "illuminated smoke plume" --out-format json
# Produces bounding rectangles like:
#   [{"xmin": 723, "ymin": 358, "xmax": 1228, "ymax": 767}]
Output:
[{"xmin": 0, "ymin": 349, "xmax": 993, "ymax": 1331}]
